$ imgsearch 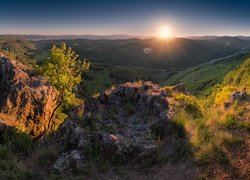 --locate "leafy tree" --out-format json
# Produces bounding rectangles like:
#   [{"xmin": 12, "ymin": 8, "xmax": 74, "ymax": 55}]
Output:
[{"xmin": 40, "ymin": 43, "xmax": 90, "ymax": 107}]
